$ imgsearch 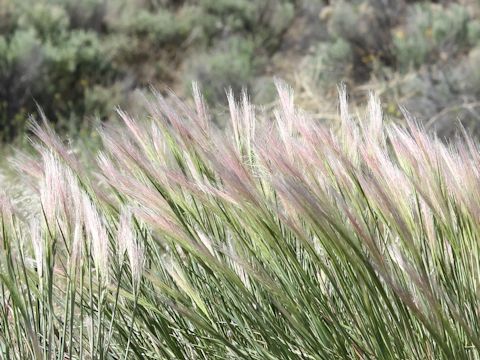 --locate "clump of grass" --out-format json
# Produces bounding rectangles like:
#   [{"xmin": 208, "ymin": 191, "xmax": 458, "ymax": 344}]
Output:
[{"xmin": 1, "ymin": 83, "xmax": 480, "ymax": 359}]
